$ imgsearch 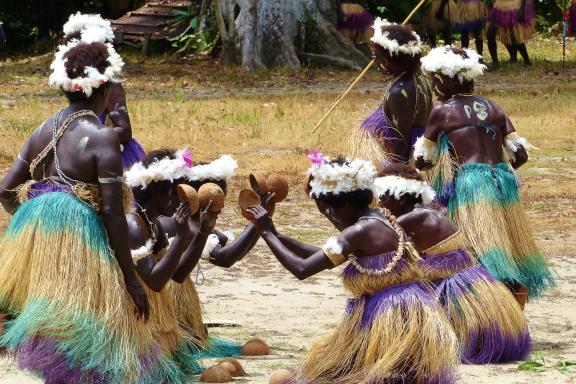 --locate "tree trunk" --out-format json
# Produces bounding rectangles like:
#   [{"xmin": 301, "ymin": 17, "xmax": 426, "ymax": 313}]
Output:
[
  {"xmin": 227, "ymin": 0, "xmax": 370, "ymax": 71},
  {"xmin": 214, "ymin": 0, "xmax": 238, "ymax": 66}
]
